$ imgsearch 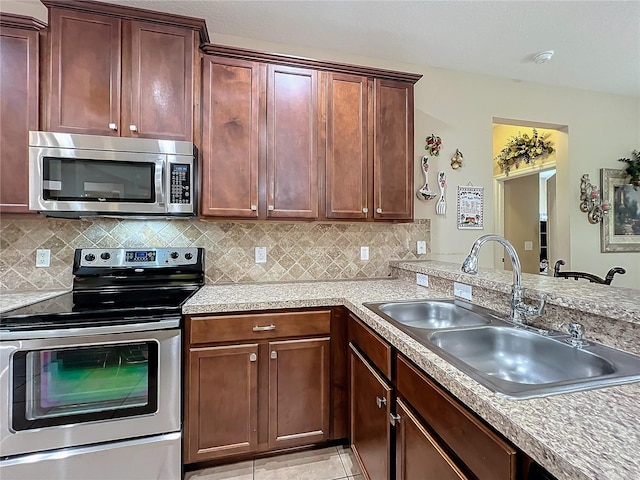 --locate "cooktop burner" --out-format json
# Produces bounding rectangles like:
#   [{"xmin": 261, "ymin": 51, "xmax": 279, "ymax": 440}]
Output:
[{"xmin": 1, "ymin": 247, "xmax": 205, "ymax": 332}]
